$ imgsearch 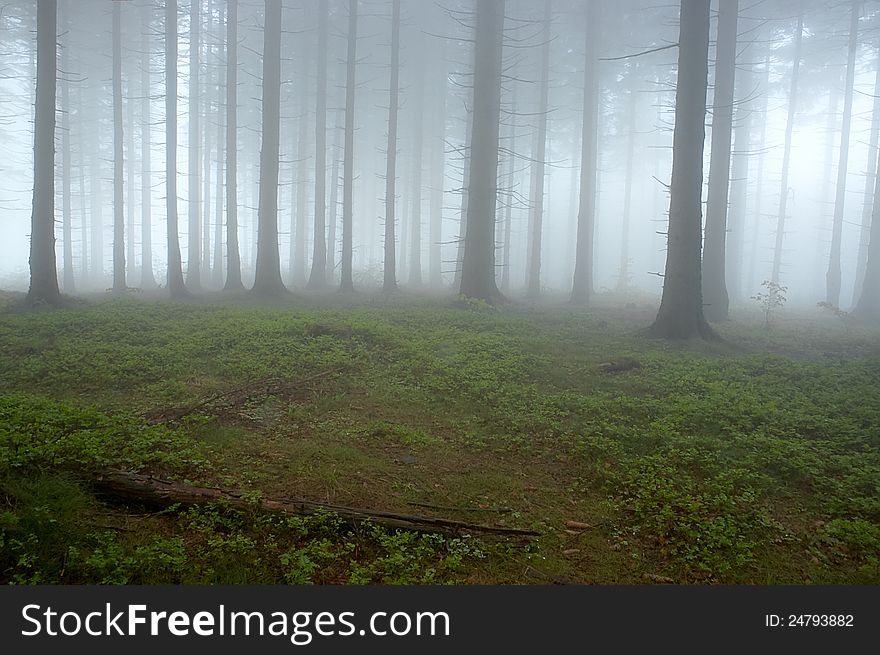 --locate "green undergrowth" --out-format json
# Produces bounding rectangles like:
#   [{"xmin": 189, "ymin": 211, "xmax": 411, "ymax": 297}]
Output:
[{"xmin": 1, "ymin": 296, "xmax": 878, "ymax": 583}]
